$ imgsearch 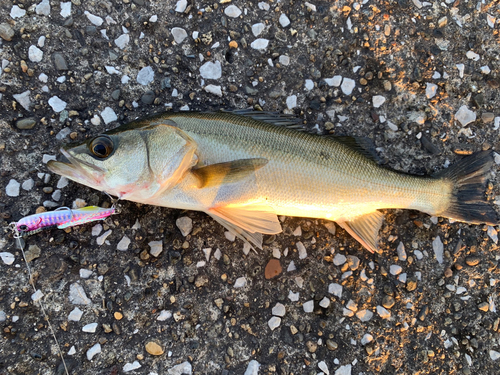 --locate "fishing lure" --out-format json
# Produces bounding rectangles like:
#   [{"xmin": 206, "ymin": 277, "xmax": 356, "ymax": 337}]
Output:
[{"xmin": 15, "ymin": 205, "xmax": 116, "ymax": 236}]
